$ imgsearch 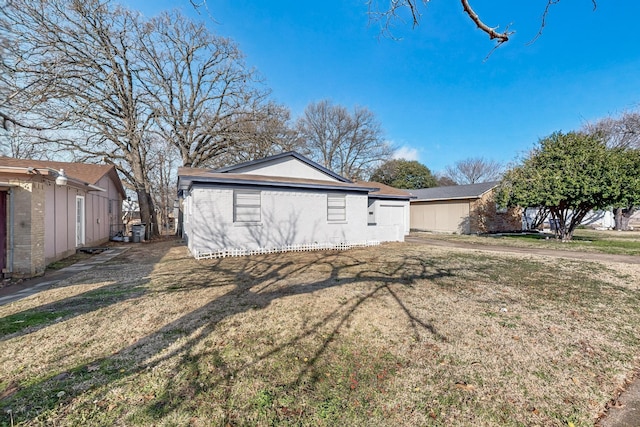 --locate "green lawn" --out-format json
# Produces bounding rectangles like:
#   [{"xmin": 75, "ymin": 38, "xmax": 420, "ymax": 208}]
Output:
[{"xmin": 1, "ymin": 238, "xmax": 638, "ymax": 426}]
